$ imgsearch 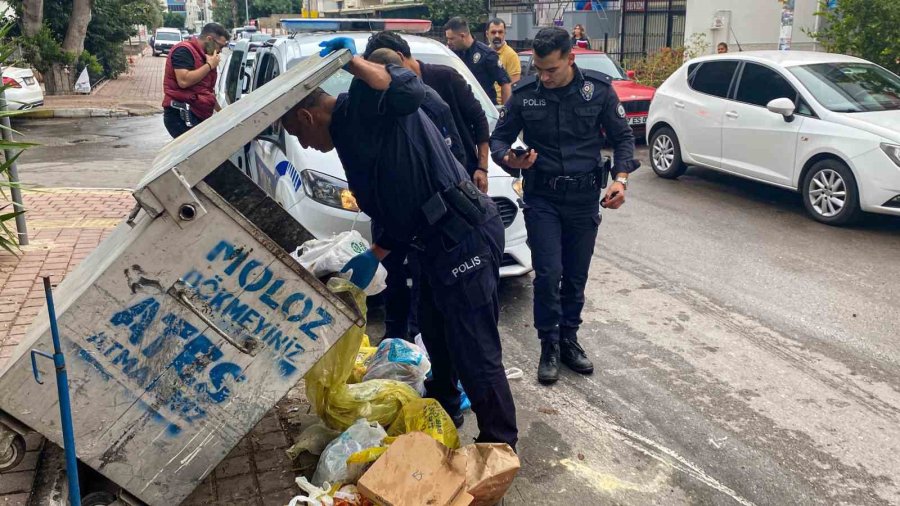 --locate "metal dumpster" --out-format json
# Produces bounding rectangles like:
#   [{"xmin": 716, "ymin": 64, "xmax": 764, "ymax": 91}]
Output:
[{"xmin": 0, "ymin": 50, "xmax": 358, "ymax": 505}]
